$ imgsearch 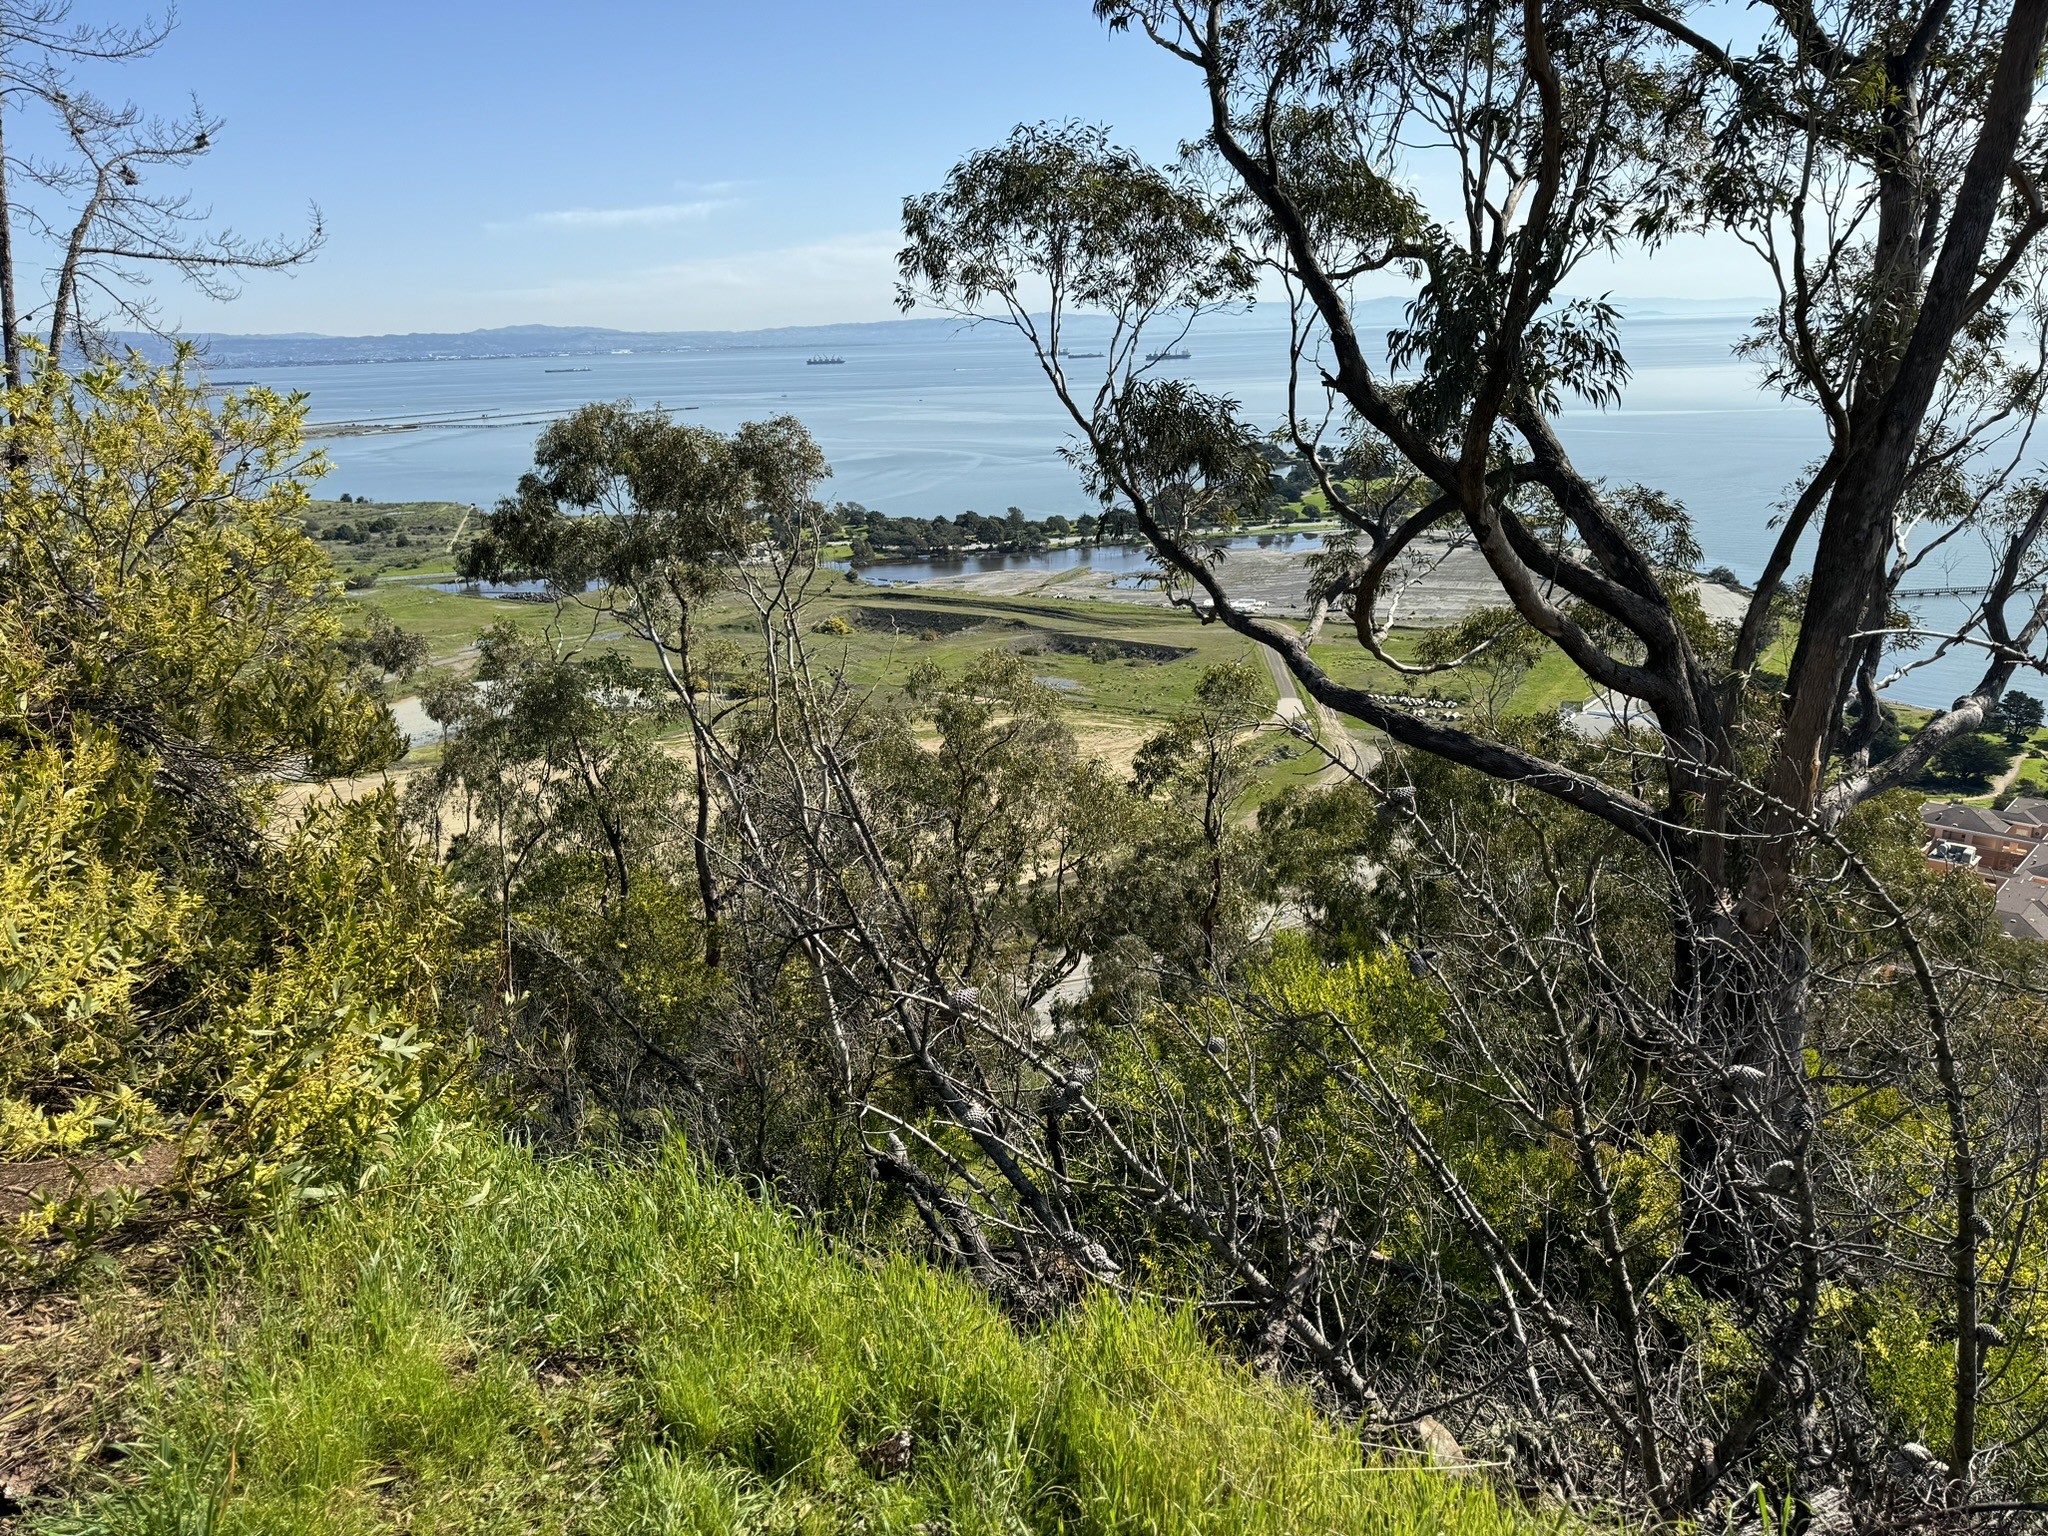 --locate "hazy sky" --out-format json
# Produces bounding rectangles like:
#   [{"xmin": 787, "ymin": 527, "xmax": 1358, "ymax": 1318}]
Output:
[{"xmin": 62, "ymin": 1, "xmax": 1763, "ymax": 336}]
